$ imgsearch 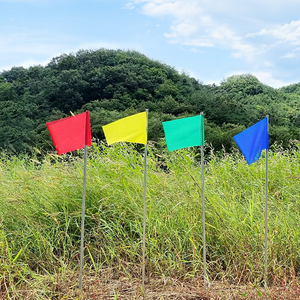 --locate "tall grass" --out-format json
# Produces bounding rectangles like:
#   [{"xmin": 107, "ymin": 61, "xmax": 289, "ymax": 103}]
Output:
[{"xmin": 0, "ymin": 142, "xmax": 300, "ymax": 293}]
